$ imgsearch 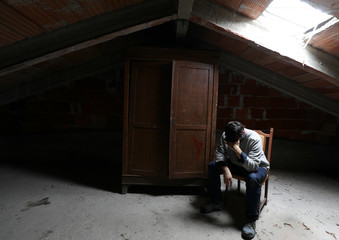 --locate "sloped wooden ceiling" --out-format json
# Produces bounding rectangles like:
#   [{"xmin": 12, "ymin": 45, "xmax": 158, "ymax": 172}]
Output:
[
  {"xmin": 0, "ymin": 0, "xmax": 338, "ymax": 116},
  {"xmin": 211, "ymin": 0, "xmax": 273, "ymax": 19}
]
